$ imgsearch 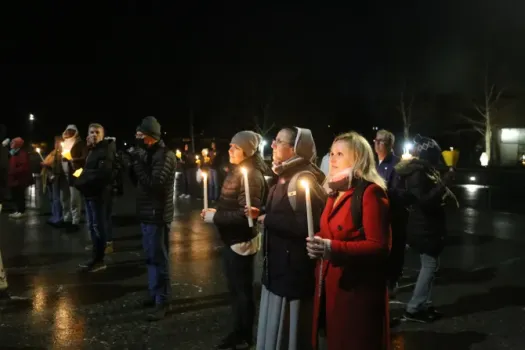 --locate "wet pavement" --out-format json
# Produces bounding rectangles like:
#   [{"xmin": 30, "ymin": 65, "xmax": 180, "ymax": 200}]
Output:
[{"xmin": 1, "ymin": 188, "xmax": 525, "ymax": 349}]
